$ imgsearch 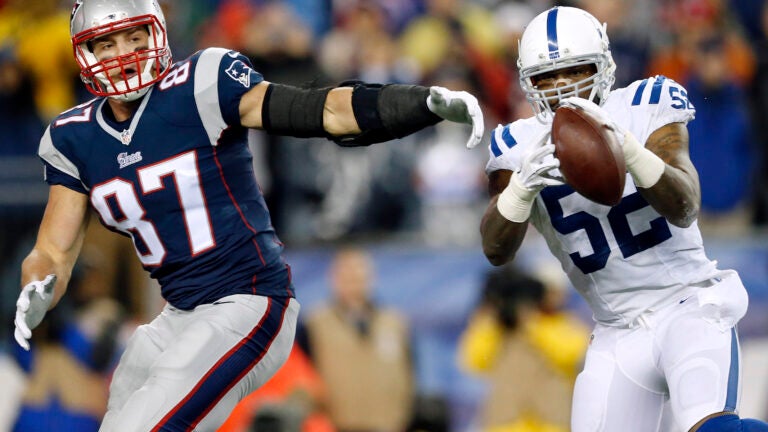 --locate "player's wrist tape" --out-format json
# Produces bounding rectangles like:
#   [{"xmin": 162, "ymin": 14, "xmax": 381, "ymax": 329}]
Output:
[
  {"xmin": 334, "ymin": 83, "xmax": 442, "ymax": 147},
  {"xmin": 496, "ymin": 173, "xmax": 538, "ymax": 222},
  {"xmin": 261, "ymin": 83, "xmax": 332, "ymax": 137},
  {"xmin": 622, "ymin": 131, "xmax": 665, "ymax": 188}
]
